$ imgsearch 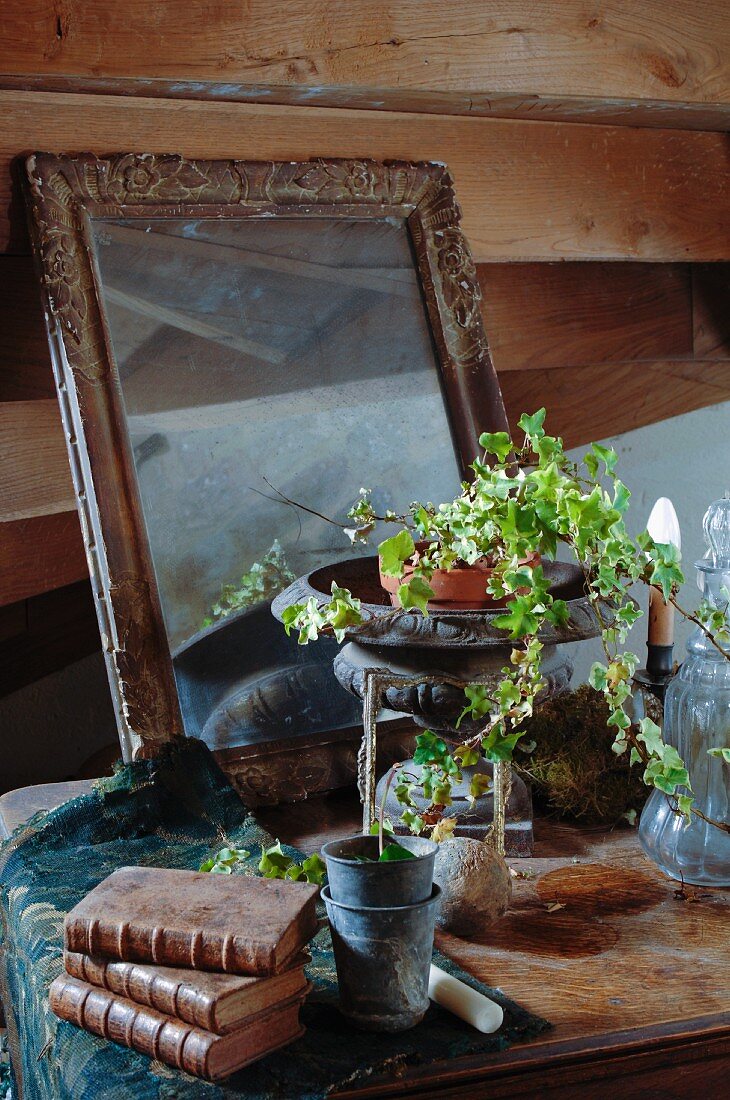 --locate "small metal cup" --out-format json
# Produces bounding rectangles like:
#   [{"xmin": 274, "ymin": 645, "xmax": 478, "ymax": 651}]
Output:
[
  {"xmin": 321, "ymin": 833, "xmax": 437, "ymax": 907},
  {"xmin": 322, "ymin": 883, "xmax": 441, "ymax": 1032}
]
